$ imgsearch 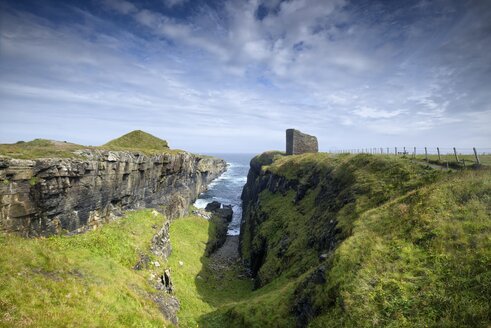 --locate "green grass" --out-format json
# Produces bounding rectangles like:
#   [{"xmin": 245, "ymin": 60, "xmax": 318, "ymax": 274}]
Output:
[
  {"xmin": 104, "ymin": 130, "xmax": 169, "ymax": 151},
  {"xmin": 412, "ymin": 153, "xmax": 491, "ymax": 167},
  {"xmin": 1, "ymin": 152, "xmax": 489, "ymax": 327},
  {"xmin": 165, "ymin": 216, "xmax": 253, "ymax": 327},
  {"xmin": 311, "ymin": 170, "xmax": 491, "ymax": 327},
  {"xmin": 236, "ymin": 152, "xmax": 491, "ymax": 327},
  {"xmin": 0, "ymin": 131, "xmax": 184, "ymax": 159},
  {"xmin": 0, "ymin": 139, "xmax": 85, "ymax": 159},
  {"xmin": 166, "ymin": 215, "xmax": 308, "ymax": 327},
  {"xmin": 0, "ymin": 210, "xmax": 171, "ymax": 328}
]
